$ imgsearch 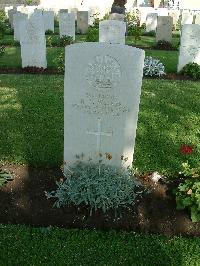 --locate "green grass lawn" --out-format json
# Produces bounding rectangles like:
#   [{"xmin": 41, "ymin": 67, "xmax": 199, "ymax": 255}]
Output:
[
  {"xmin": 0, "ymin": 224, "xmax": 199, "ymax": 265},
  {"xmin": 0, "ymin": 74, "xmax": 199, "ymax": 174},
  {"xmin": 0, "ymin": 46, "xmax": 178, "ymax": 73}
]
